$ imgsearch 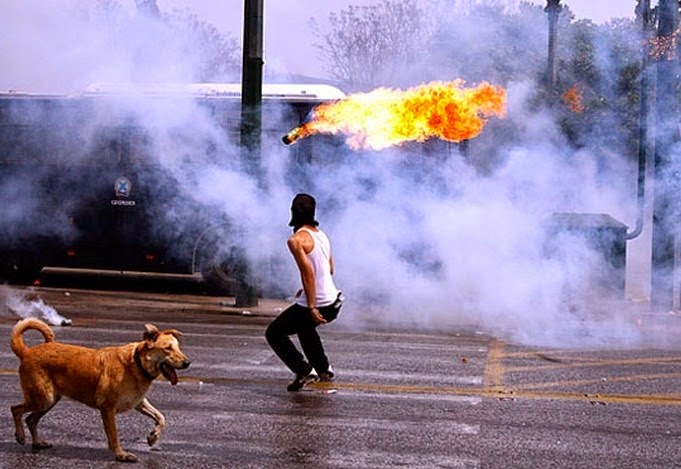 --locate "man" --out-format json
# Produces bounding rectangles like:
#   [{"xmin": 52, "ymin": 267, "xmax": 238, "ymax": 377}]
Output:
[{"xmin": 265, "ymin": 193, "xmax": 342, "ymax": 391}]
